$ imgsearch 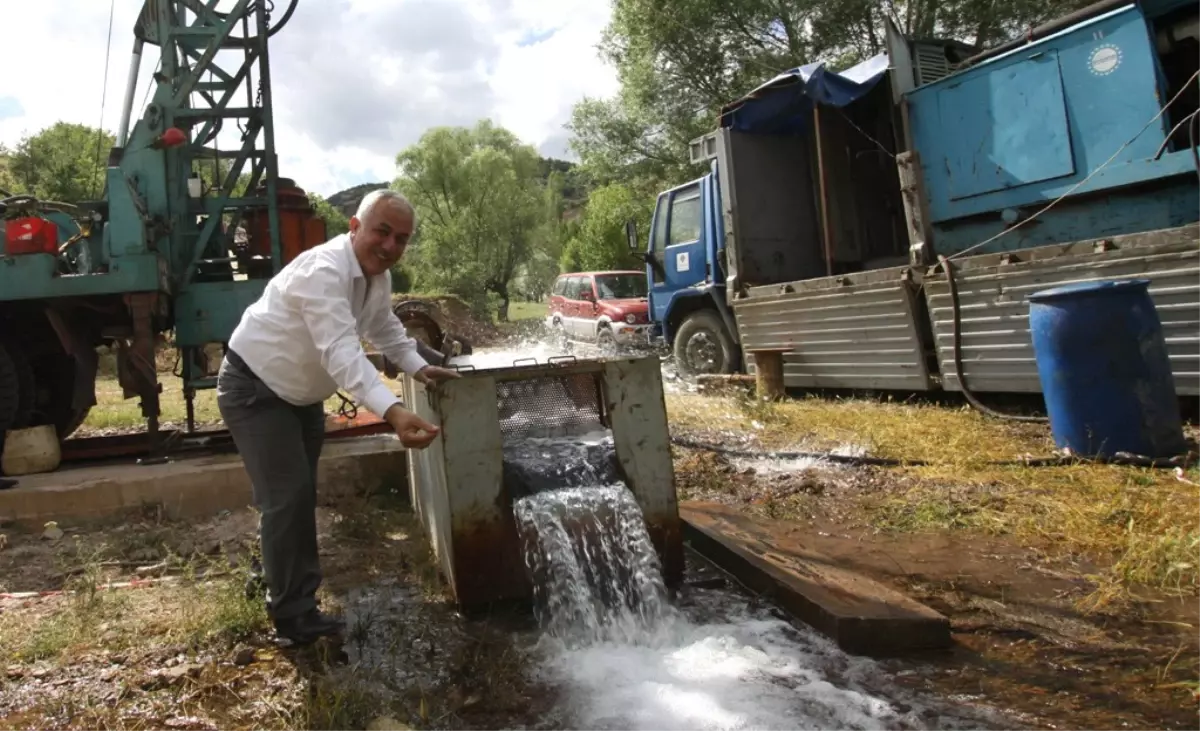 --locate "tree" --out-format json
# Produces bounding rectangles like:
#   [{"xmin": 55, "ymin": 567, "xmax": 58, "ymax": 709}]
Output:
[
  {"xmin": 307, "ymin": 193, "xmax": 350, "ymax": 238},
  {"xmin": 3, "ymin": 122, "xmax": 115, "ymax": 202},
  {"xmin": 568, "ymin": 0, "xmax": 1095, "ymax": 195},
  {"xmin": 394, "ymin": 120, "xmax": 547, "ymax": 321},
  {"xmin": 560, "ymin": 182, "xmax": 651, "ymax": 273}
]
